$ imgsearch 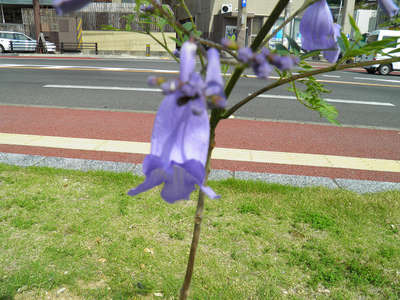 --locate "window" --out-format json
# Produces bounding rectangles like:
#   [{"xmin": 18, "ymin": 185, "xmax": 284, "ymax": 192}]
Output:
[{"xmin": 14, "ymin": 34, "xmax": 30, "ymax": 41}]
